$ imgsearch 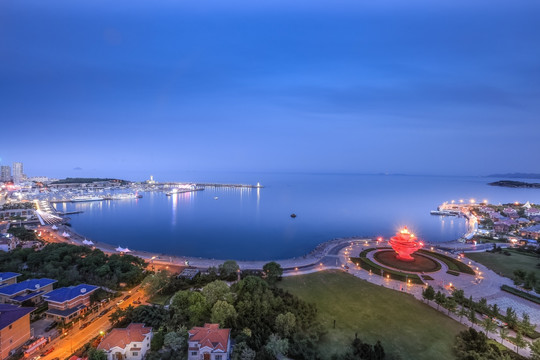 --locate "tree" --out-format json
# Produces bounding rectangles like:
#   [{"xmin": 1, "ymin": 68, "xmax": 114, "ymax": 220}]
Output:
[
  {"xmin": 262, "ymin": 262, "xmax": 283, "ymax": 285},
  {"xmin": 434, "ymin": 291, "xmax": 446, "ymax": 310},
  {"xmin": 202, "ymin": 280, "xmax": 233, "ymax": 306},
  {"xmin": 151, "ymin": 330, "xmax": 164, "ymax": 351},
  {"xmin": 219, "ymin": 260, "xmax": 239, "ymax": 279},
  {"xmin": 88, "ymin": 348, "xmax": 107, "ymax": 360},
  {"xmin": 422, "ymin": 285, "xmax": 435, "ymax": 303},
  {"xmin": 171, "ymin": 290, "xmax": 210, "ymax": 327},
  {"xmin": 232, "ymin": 342, "xmax": 256, "ymax": 360},
  {"xmin": 445, "ymin": 297, "xmax": 457, "ymax": 315},
  {"xmin": 530, "ymin": 339, "xmax": 540, "ymax": 360},
  {"xmin": 481, "ymin": 317, "xmax": 497, "ymax": 338},
  {"xmin": 457, "ymin": 306, "xmax": 468, "ymax": 324},
  {"xmin": 468, "ymin": 305, "xmax": 476, "ymax": 324},
  {"xmin": 499, "ymin": 327, "xmax": 509, "ymax": 344},
  {"xmin": 515, "ymin": 331, "xmax": 528, "ymax": 355},
  {"xmin": 490, "ymin": 303, "xmax": 500, "ymax": 318},
  {"xmin": 211, "ymin": 300, "xmax": 237, "ymax": 327},
  {"xmin": 265, "ymin": 334, "xmax": 289, "ymax": 357},
  {"xmin": 373, "ymin": 340, "xmax": 385, "ymax": 360},
  {"xmin": 275, "ymin": 312, "xmax": 296, "ymax": 337},
  {"xmin": 519, "ymin": 312, "xmax": 534, "ymax": 335},
  {"xmin": 163, "ymin": 331, "xmax": 186, "ymax": 352},
  {"xmin": 505, "ymin": 307, "xmax": 517, "ymax": 328},
  {"xmin": 452, "ymin": 289, "xmax": 465, "ymax": 304}
]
